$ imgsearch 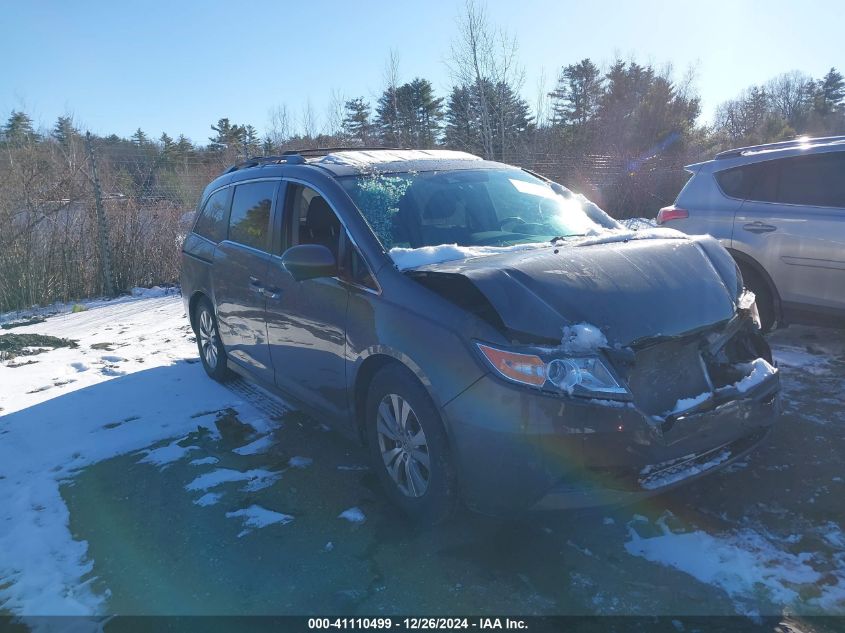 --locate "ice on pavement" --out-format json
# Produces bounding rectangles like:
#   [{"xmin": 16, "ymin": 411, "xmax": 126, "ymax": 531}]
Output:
[
  {"xmin": 338, "ymin": 507, "xmax": 366, "ymax": 523},
  {"xmin": 288, "ymin": 456, "xmax": 313, "ymax": 468},
  {"xmin": 0, "ymin": 292, "xmax": 275, "ymax": 616},
  {"xmin": 226, "ymin": 504, "xmax": 294, "ymax": 538}
]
